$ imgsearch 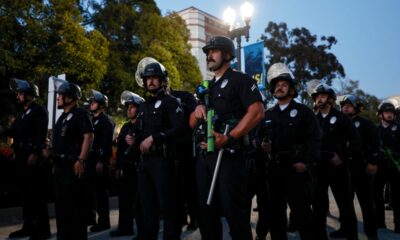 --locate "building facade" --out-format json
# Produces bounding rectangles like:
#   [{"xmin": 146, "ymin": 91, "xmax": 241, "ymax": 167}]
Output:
[{"xmin": 177, "ymin": 6, "xmax": 229, "ymax": 79}]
